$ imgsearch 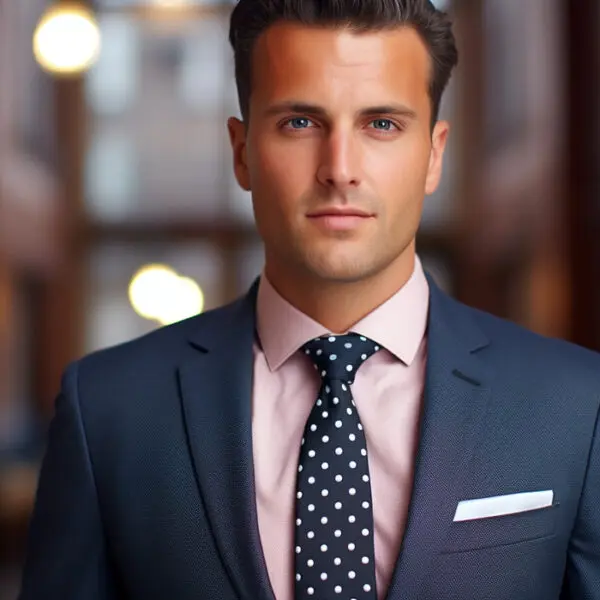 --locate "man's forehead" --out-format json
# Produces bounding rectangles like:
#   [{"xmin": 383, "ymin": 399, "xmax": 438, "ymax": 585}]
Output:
[
  {"xmin": 251, "ymin": 22, "xmax": 432, "ymax": 109},
  {"xmin": 255, "ymin": 21, "xmax": 431, "ymax": 70}
]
